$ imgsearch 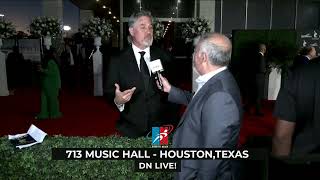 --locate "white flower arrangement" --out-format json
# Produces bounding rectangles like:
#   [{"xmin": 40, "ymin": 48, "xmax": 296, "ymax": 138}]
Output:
[
  {"xmin": 30, "ymin": 16, "xmax": 61, "ymax": 37},
  {"xmin": 153, "ymin": 20, "xmax": 165, "ymax": 41},
  {"xmin": 181, "ymin": 17, "xmax": 211, "ymax": 43},
  {"xmin": 0, "ymin": 19, "xmax": 16, "ymax": 39},
  {"xmin": 81, "ymin": 17, "xmax": 113, "ymax": 39}
]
